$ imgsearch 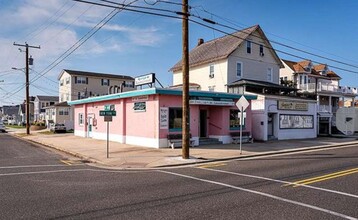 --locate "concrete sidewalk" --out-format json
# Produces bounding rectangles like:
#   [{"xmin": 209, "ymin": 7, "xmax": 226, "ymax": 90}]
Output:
[{"xmin": 8, "ymin": 128, "xmax": 358, "ymax": 169}]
